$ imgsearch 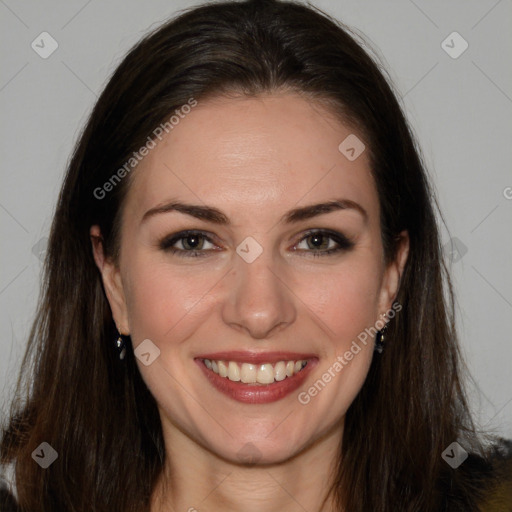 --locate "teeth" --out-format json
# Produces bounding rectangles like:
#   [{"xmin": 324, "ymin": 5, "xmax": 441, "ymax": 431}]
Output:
[
  {"xmin": 257, "ymin": 363, "xmax": 275, "ymax": 384},
  {"xmin": 228, "ymin": 361, "xmax": 240, "ymax": 382},
  {"xmin": 241, "ymin": 363, "xmax": 257, "ymax": 383},
  {"xmin": 203, "ymin": 358, "xmax": 308, "ymax": 384},
  {"xmin": 274, "ymin": 361, "xmax": 286, "ymax": 381},
  {"xmin": 218, "ymin": 360, "xmax": 228, "ymax": 378}
]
